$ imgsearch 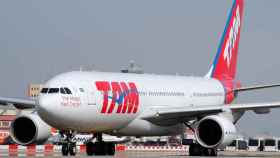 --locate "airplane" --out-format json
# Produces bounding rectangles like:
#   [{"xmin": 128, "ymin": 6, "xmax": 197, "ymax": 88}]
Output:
[{"xmin": 2, "ymin": 0, "xmax": 280, "ymax": 156}]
